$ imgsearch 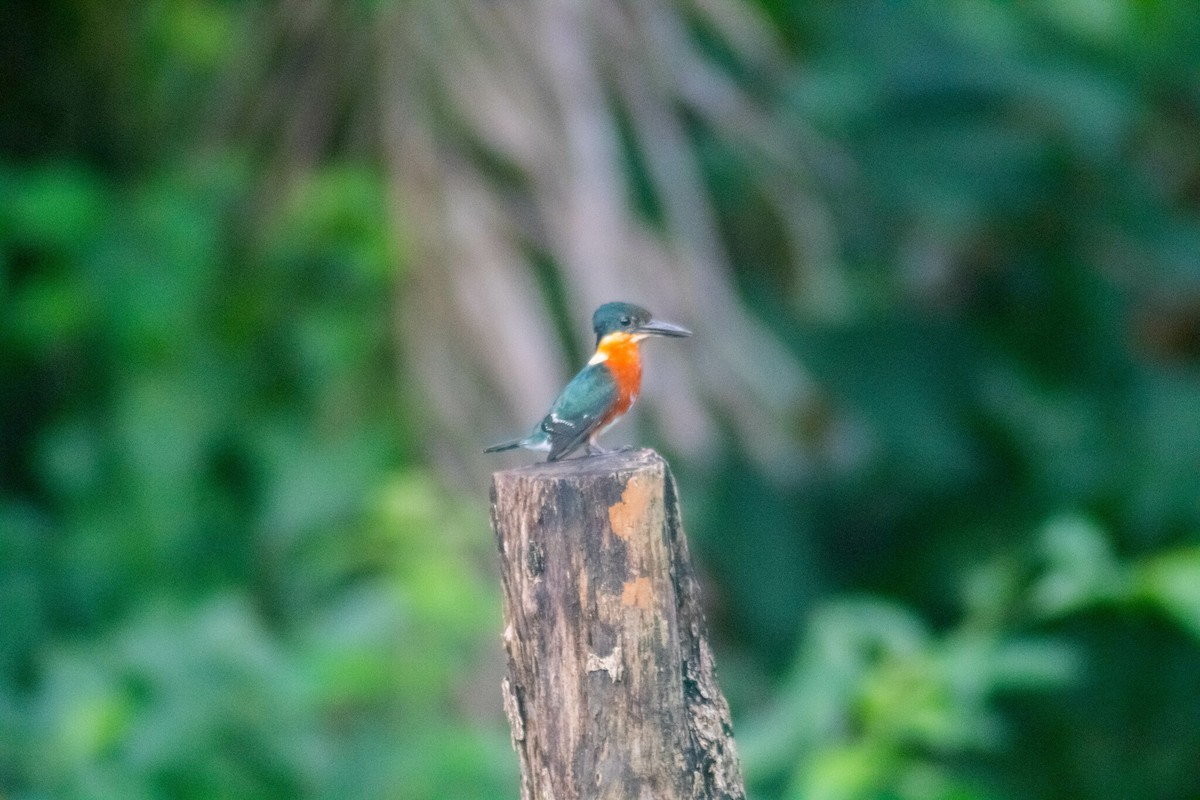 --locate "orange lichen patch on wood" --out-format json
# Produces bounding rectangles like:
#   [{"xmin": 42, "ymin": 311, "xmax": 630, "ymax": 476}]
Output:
[
  {"xmin": 608, "ymin": 474, "xmax": 653, "ymax": 539},
  {"xmin": 621, "ymin": 576, "xmax": 654, "ymax": 609}
]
